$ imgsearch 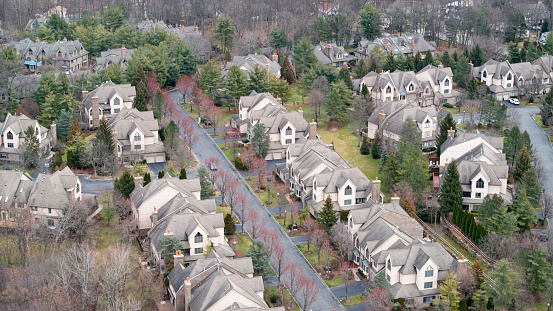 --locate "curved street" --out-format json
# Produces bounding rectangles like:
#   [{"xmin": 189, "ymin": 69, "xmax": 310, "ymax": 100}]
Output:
[{"xmin": 169, "ymin": 90, "xmax": 344, "ymax": 311}]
